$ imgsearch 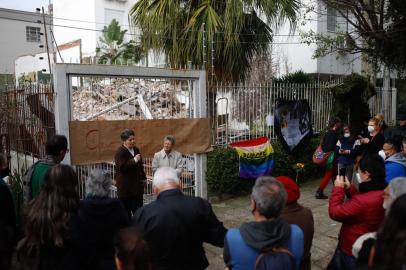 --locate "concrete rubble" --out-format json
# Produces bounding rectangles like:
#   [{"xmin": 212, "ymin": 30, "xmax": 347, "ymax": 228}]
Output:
[{"xmin": 72, "ymin": 79, "xmax": 190, "ymax": 120}]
